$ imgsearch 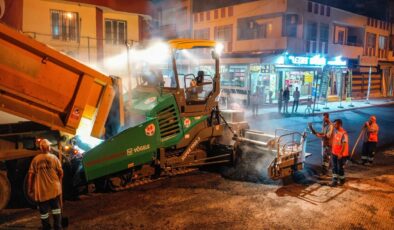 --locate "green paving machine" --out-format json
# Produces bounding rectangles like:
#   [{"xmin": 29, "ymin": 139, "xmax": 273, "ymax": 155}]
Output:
[{"xmin": 78, "ymin": 39, "xmax": 308, "ymax": 191}]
